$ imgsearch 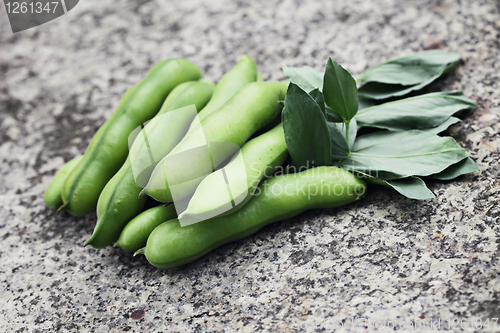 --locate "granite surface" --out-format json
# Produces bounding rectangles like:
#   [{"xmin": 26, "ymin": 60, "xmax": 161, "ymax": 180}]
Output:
[{"xmin": 1, "ymin": 0, "xmax": 500, "ymax": 331}]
